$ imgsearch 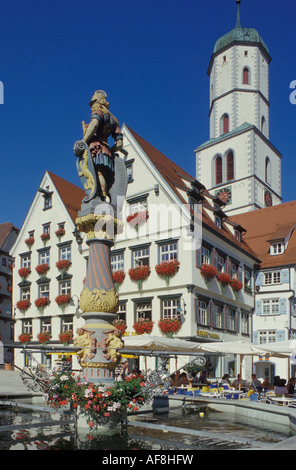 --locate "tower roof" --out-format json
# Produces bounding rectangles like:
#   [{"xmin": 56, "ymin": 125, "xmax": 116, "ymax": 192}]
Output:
[{"xmin": 213, "ymin": 2, "xmax": 269, "ymax": 55}]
